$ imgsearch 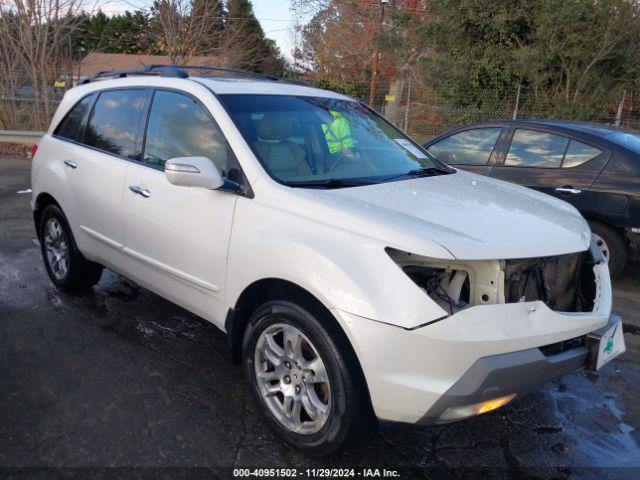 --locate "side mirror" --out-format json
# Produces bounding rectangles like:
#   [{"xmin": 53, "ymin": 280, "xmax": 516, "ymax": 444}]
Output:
[{"xmin": 165, "ymin": 157, "xmax": 224, "ymax": 190}]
